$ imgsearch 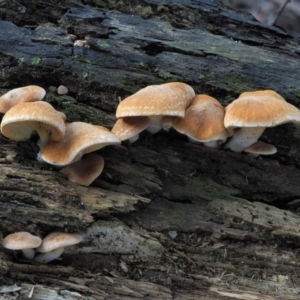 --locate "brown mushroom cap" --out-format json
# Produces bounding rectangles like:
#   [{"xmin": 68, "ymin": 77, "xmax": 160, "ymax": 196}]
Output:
[
  {"xmin": 2, "ymin": 232, "xmax": 41, "ymax": 250},
  {"xmin": 60, "ymin": 153, "xmax": 105, "ymax": 186},
  {"xmin": 40, "ymin": 122, "xmax": 120, "ymax": 166},
  {"xmin": 0, "ymin": 85, "xmax": 46, "ymax": 114},
  {"xmin": 37, "ymin": 232, "xmax": 83, "ymax": 253},
  {"xmin": 224, "ymin": 90, "xmax": 300, "ymax": 131},
  {"xmin": 116, "ymin": 82, "xmax": 195, "ymax": 118},
  {"xmin": 244, "ymin": 141, "xmax": 277, "ymax": 156},
  {"xmin": 170, "ymin": 95, "xmax": 228, "ymax": 144},
  {"xmin": 224, "ymin": 90, "xmax": 300, "ymax": 152},
  {"xmin": 1, "ymin": 101, "xmax": 66, "ymax": 144},
  {"xmin": 111, "ymin": 116, "xmax": 151, "ymax": 142}
]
